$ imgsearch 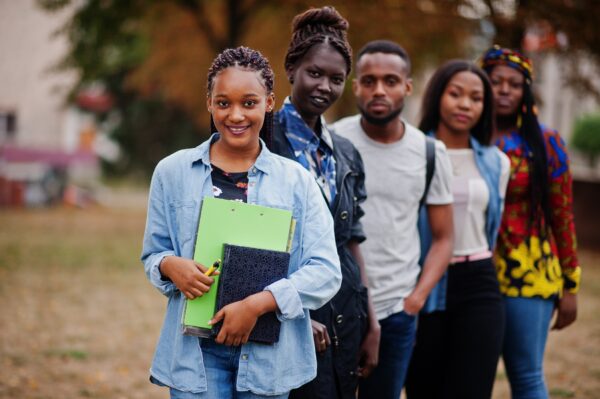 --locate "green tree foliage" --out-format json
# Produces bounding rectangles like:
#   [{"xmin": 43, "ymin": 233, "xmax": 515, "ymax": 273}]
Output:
[
  {"xmin": 37, "ymin": 0, "xmax": 471, "ymax": 175},
  {"xmin": 572, "ymin": 113, "xmax": 600, "ymax": 166},
  {"xmin": 39, "ymin": 0, "xmax": 599, "ymax": 175}
]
